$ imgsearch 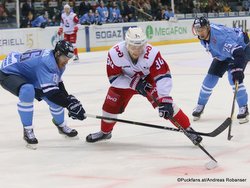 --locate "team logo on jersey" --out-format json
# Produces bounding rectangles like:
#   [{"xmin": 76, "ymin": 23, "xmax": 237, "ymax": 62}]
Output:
[
  {"xmin": 107, "ymin": 94, "xmax": 117, "ymax": 102},
  {"xmin": 114, "ymin": 45, "xmax": 124, "ymax": 57},
  {"xmin": 211, "ymin": 37, "xmax": 217, "ymax": 44},
  {"xmin": 65, "ymin": 20, "xmax": 70, "ymax": 28},
  {"xmin": 144, "ymin": 46, "xmax": 152, "ymax": 59}
]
